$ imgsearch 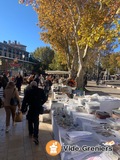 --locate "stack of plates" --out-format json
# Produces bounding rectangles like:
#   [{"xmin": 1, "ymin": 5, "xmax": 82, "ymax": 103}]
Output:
[
  {"xmin": 66, "ymin": 131, "xmax": 93, "ymax": 143},
  {"xmin": 85, "ymin": 101, "xmax": 100, "ymax": 114}
]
